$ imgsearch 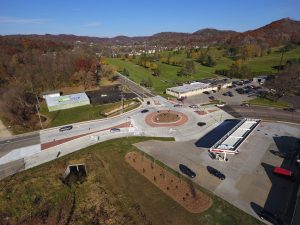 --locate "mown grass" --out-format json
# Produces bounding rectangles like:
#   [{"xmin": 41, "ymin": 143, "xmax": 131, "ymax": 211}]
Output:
[
  {"xmin": 0, "ymin": 137, "xmax": 263, "ymax": 225},
  {"xmin": 108, "ymin": 58, "xmax": 213, "ymax": 94},
  {"xmin": 108, "ymin": 46, "xmax": 300, "ymax": 94},
  {"xmin": 40, "ymin": 99, "xmax": 140, "ymax": 128}
]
